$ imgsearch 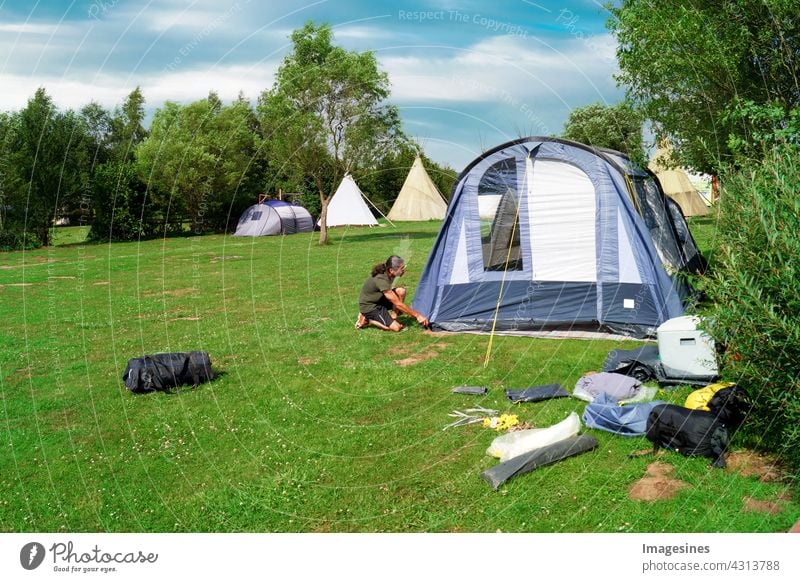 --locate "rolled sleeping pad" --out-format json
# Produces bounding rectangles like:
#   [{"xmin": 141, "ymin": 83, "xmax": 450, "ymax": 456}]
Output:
[
  {"xmin": 505, "ymin": 384, "xmax": 570, "ymax": 403},
  {"xmin": 480, "ymin": 434, "xmax": 599, "ymax": 490}
]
